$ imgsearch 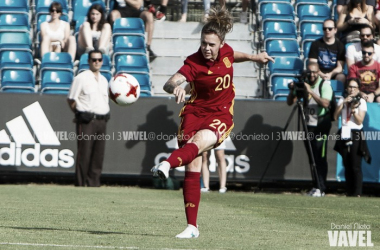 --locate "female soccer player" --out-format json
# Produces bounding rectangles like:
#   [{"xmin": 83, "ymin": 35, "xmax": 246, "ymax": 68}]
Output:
[{"xmin": 151, "ymin": 7, "xmax": 274, "ymax": 238}]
